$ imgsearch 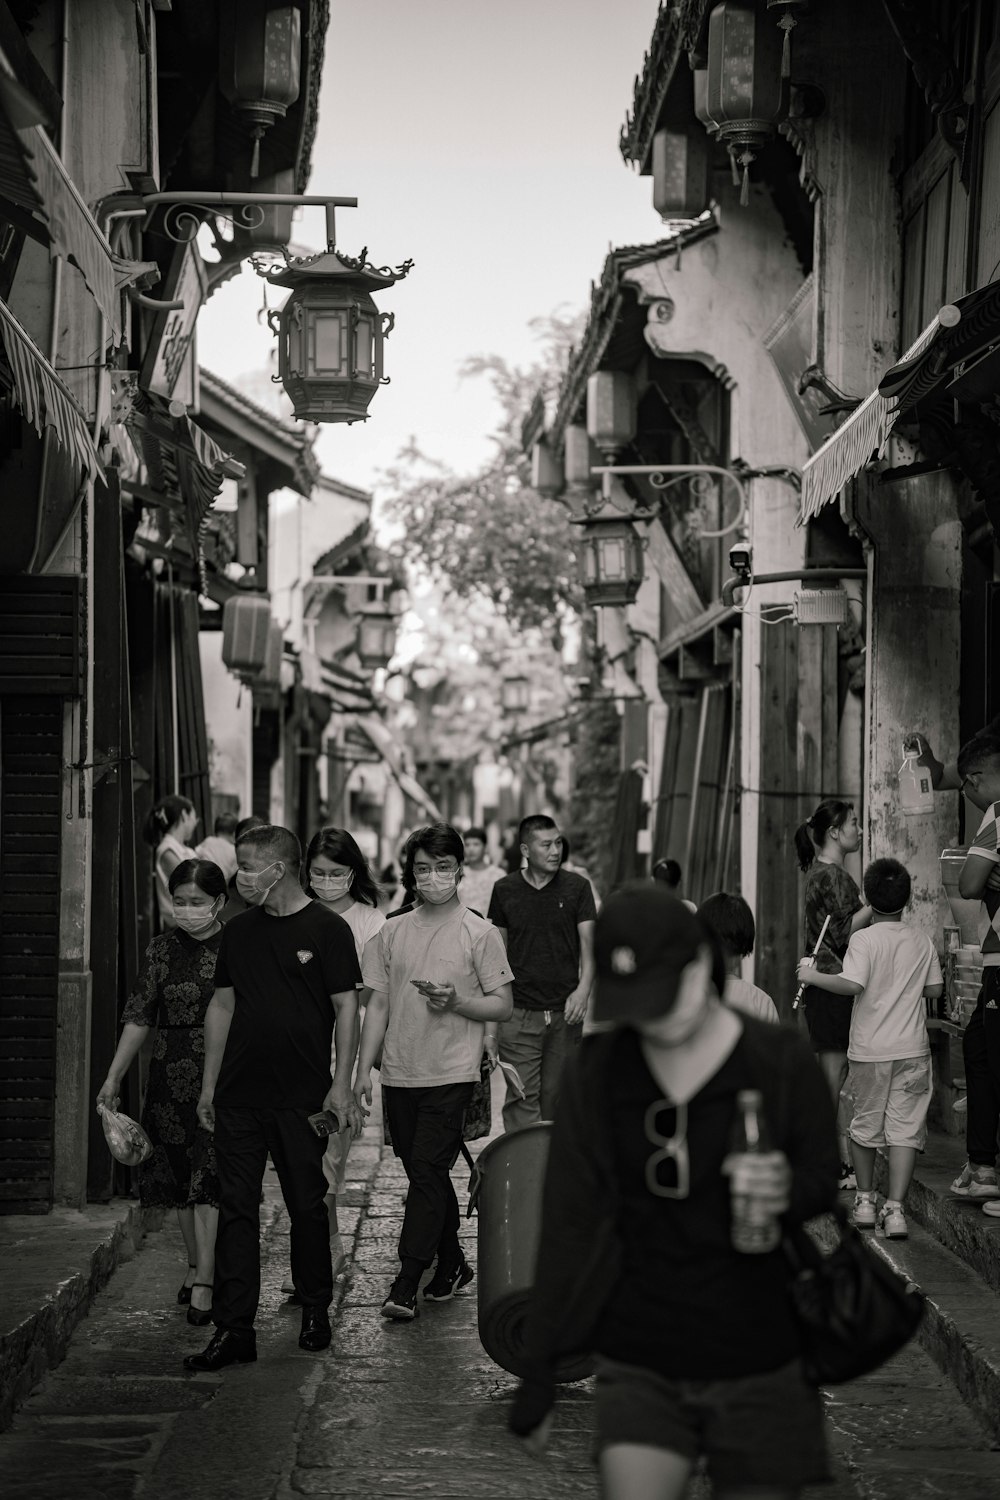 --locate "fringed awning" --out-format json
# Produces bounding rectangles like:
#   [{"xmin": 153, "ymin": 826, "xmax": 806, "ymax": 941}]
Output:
[
  {"xmin": 0, "ymin": 77, "xmax": 121, "ymax": 343},
  {"xmin": 0, "ymin": 295, "xmax": 102, "ymax": 484},
  {"xmin": 125, "ymin": 406, "xmax": 246, "ymax": 530},
  {"xmin": 798, "ymin": 317, "xmax": 944, "ymax": 524}
]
